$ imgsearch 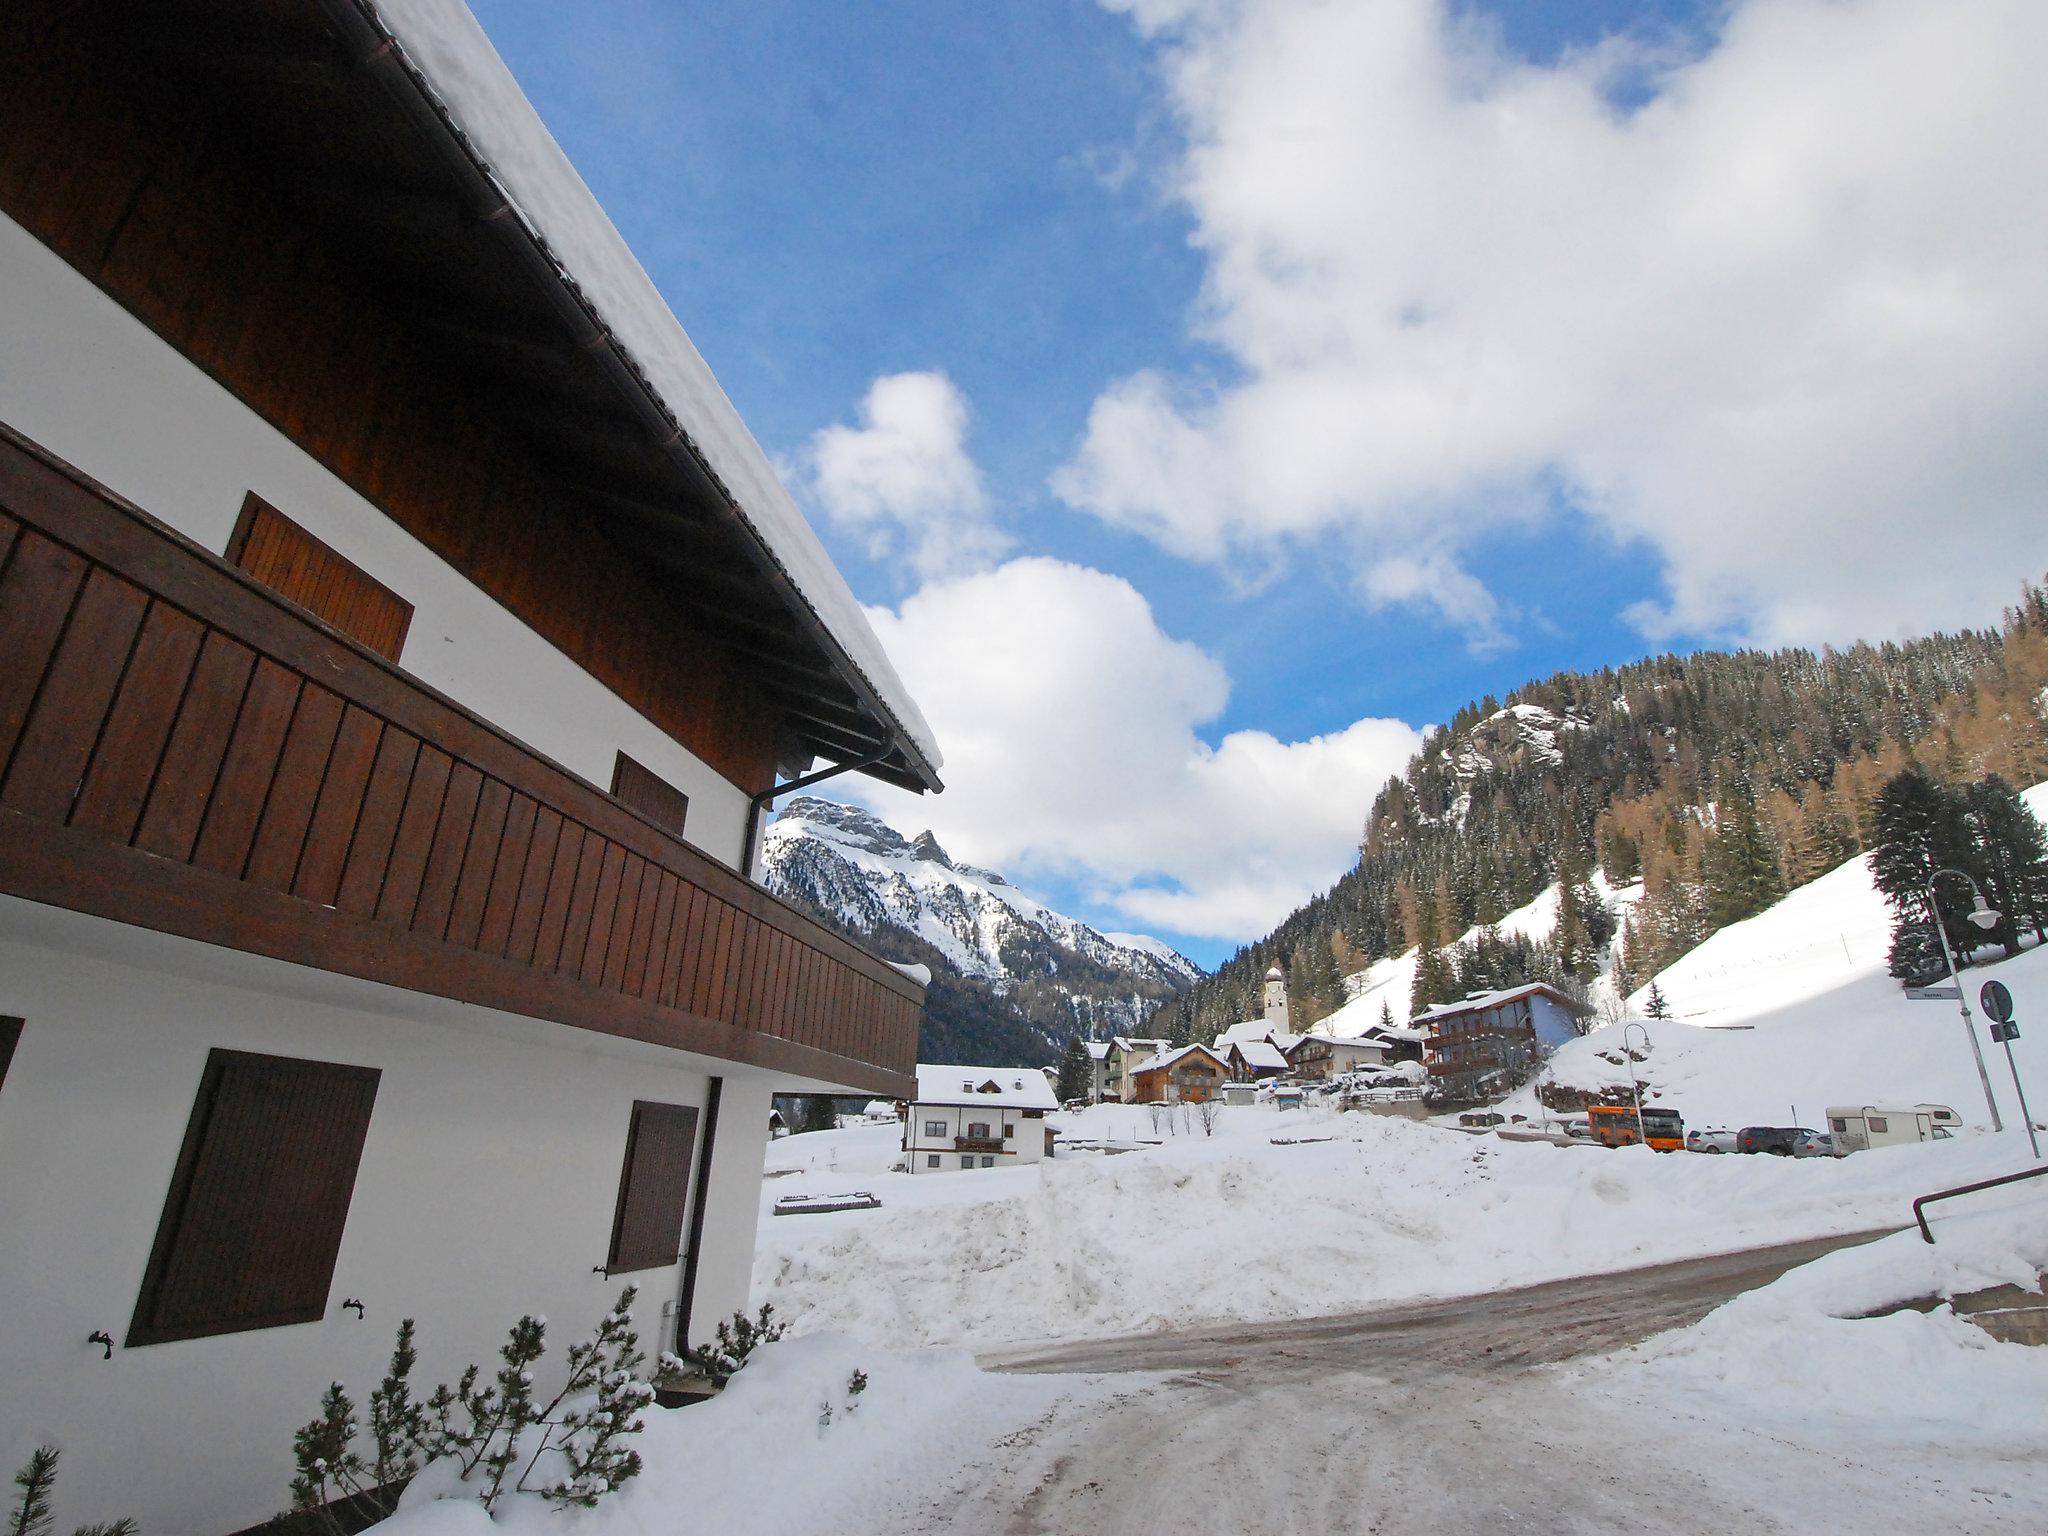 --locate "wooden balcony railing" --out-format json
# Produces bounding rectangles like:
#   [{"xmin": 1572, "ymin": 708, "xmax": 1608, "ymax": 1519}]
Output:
[
  {"xmin": 0, "ymin": 424, "xmax": 921, "ymax": 1094},
  {"xmin": 954, "ymin": 1136, "xmax": 1005, "ymax": 1154}
]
